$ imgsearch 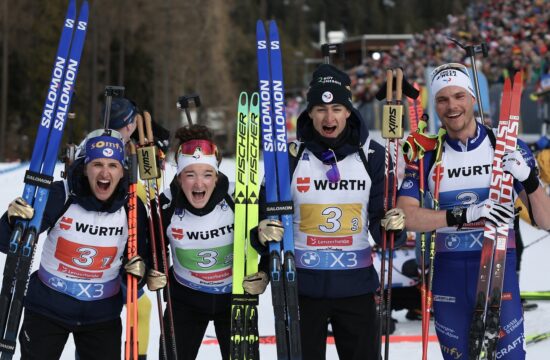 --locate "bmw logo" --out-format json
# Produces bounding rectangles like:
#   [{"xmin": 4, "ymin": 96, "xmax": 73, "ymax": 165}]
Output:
[
  {"xmin": 300, "ymin": 251, "xmax": 320, "ymax": 267},
  {"xmin": 445, "ymin": 234, "xmax": 461, "ymax": 250}
]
